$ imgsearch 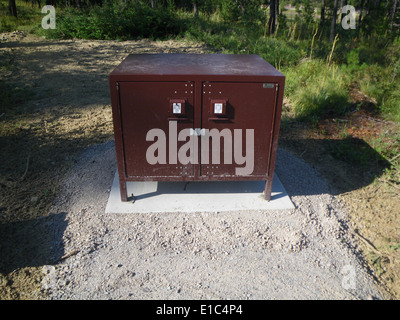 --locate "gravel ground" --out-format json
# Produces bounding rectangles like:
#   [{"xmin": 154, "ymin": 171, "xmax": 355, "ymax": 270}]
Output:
[{"xmin": 41, "ymin": 140, "xmax": 385, "ymax": 300}]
